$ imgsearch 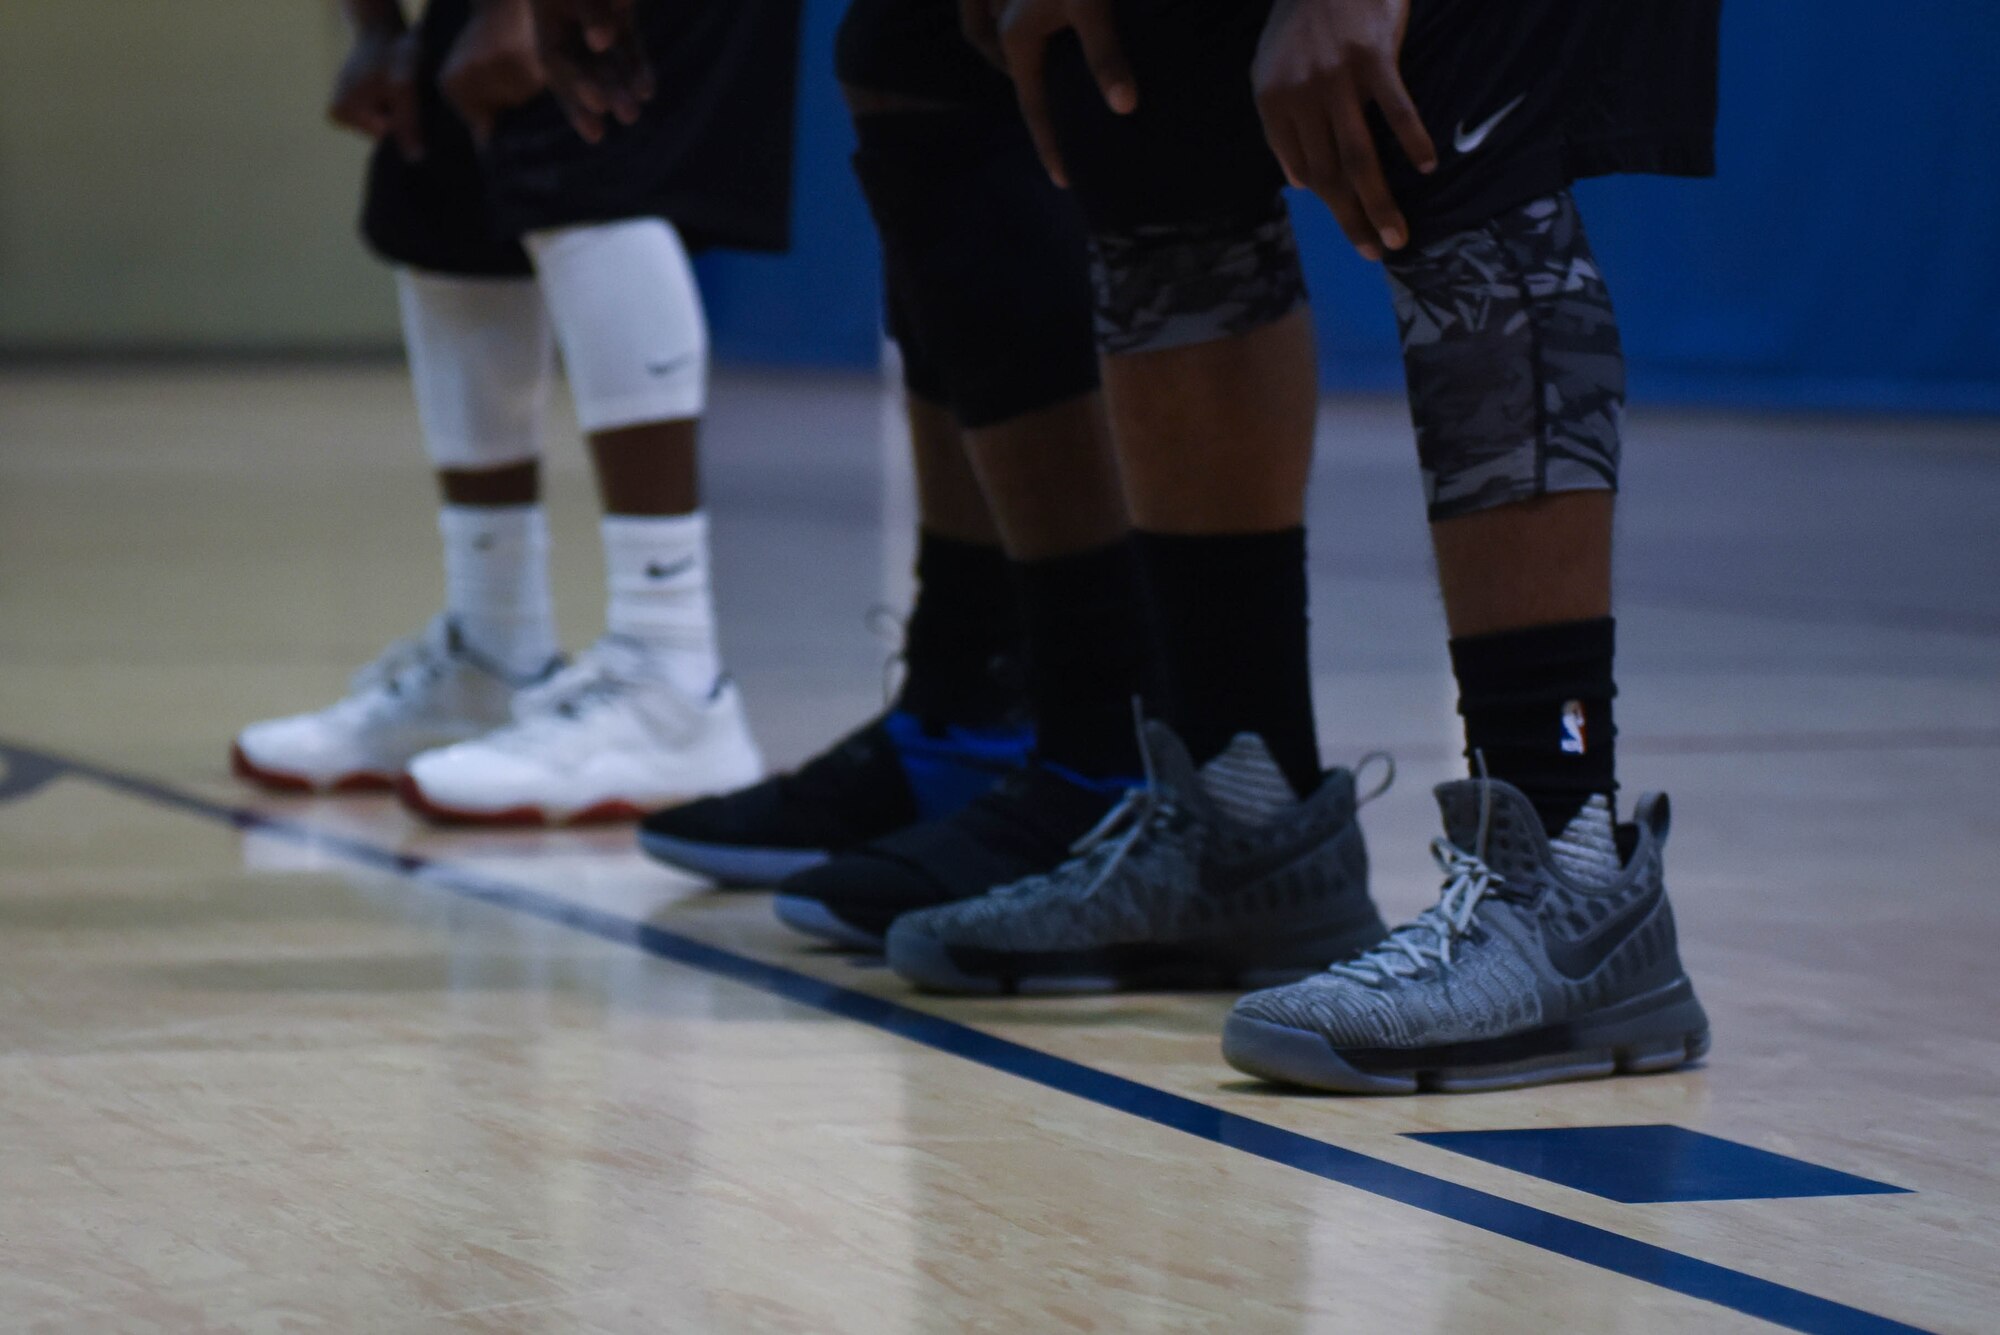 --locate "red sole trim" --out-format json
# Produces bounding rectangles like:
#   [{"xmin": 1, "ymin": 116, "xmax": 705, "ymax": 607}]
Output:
[
  {"xmin": 396, "ymin": 774, "xmax": 651, "ymax": 828},
  {"xmin": 230, "ymin": 743, "xmax": 396, "ymax": 795}
]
